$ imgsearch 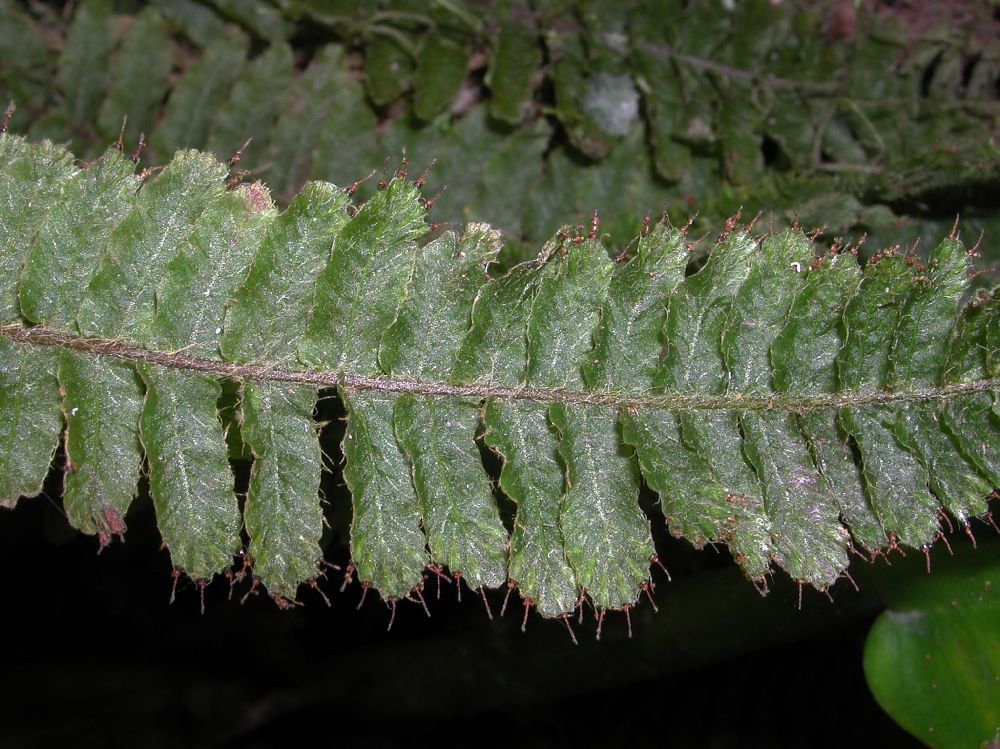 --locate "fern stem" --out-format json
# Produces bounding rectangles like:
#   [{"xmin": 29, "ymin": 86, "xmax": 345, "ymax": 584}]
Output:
[{"xmin": 3, "ymin": 323, "xmax": 996, "ymax": 413}]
